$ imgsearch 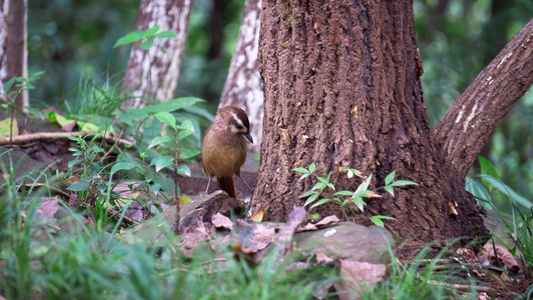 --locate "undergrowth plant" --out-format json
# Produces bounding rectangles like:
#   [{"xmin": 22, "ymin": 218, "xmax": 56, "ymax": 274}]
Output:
[{"xmin": 293, "ymin": 163, "xmax": 417, "ymax": 226}]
